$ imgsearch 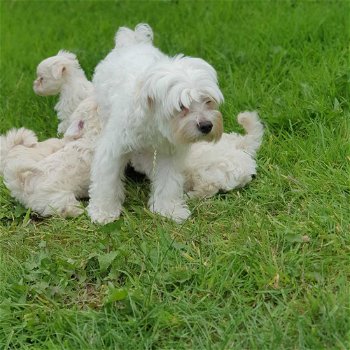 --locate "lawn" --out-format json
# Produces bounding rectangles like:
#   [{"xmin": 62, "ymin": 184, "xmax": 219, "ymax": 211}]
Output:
[{"xmin": 0, "ymin": 0, "xmax": 349, "ymax": 349}]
